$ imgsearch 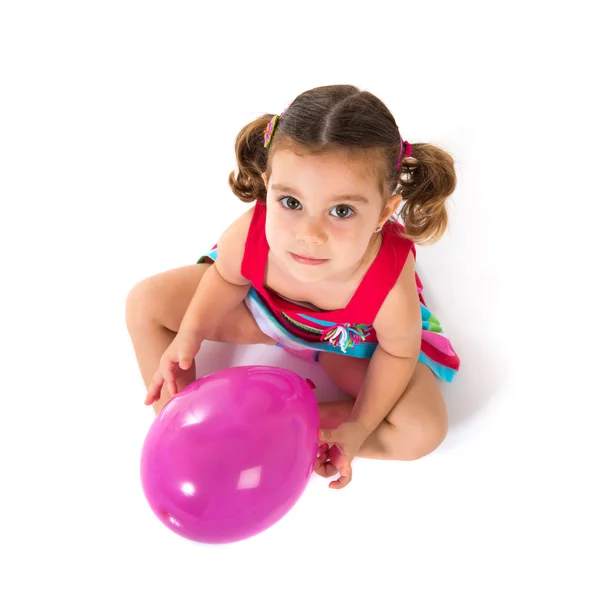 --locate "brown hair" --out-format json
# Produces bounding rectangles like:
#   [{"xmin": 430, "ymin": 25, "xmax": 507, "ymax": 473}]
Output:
[{"xmin": 228, "ymin": 85, "xmax": 457, "ymax": 244}]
